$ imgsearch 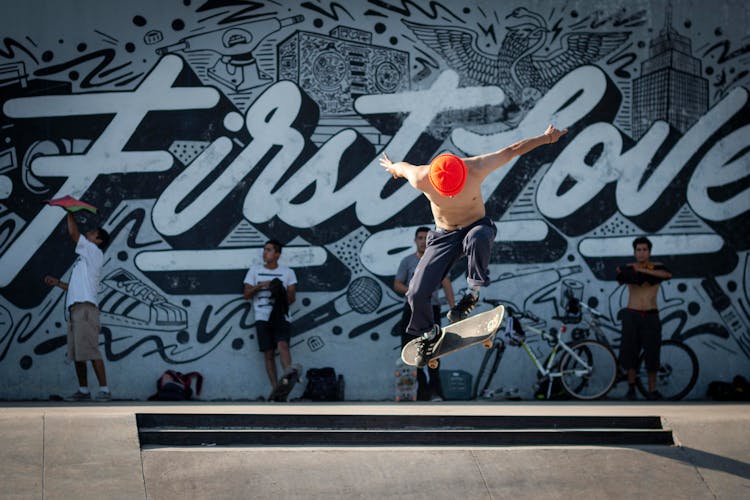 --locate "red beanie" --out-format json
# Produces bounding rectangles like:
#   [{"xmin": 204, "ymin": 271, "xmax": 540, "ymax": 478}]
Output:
[{"xmin": 429, "ymin": 154, "xmax": 467, "ymax": 197}]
